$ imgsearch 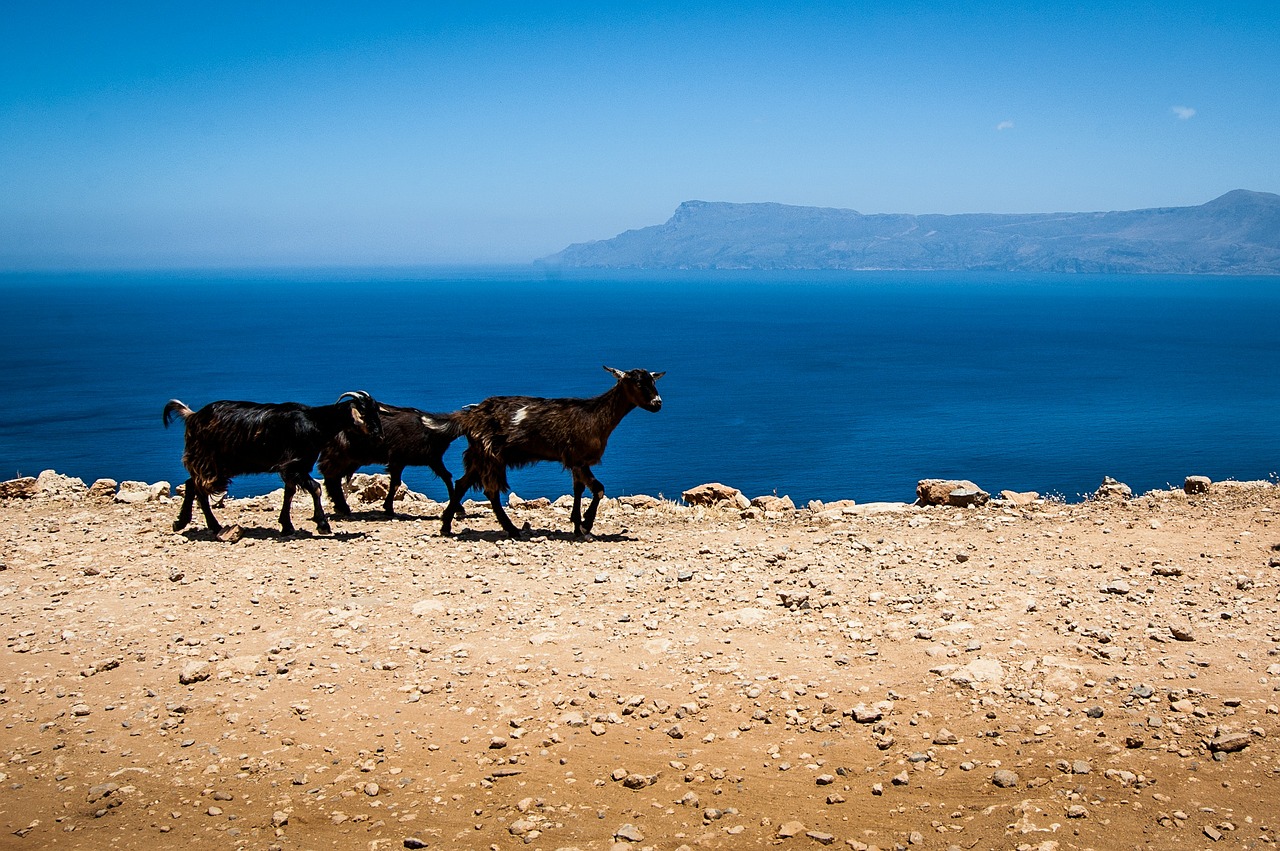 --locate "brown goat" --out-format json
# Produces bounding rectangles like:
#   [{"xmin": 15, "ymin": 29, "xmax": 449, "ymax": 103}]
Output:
[
  {"xmin": 441, "ymin": 366, "xmax": 665, "ymax": 539},
  {"xmin": 163, "ymin": 392, "xmax": 382, "ymax": 536},
  {"xmin": 319, "ymin": 403, "xmax": 466, "ymax": 517}
]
